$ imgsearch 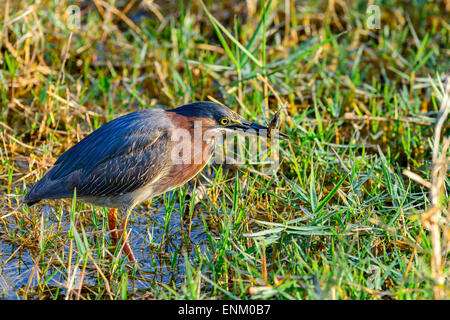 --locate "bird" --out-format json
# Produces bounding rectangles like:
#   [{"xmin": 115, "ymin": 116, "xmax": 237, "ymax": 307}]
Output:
[{"xmin": 23, "ymin": 101, "xmax": 280, "ymax": 261}]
